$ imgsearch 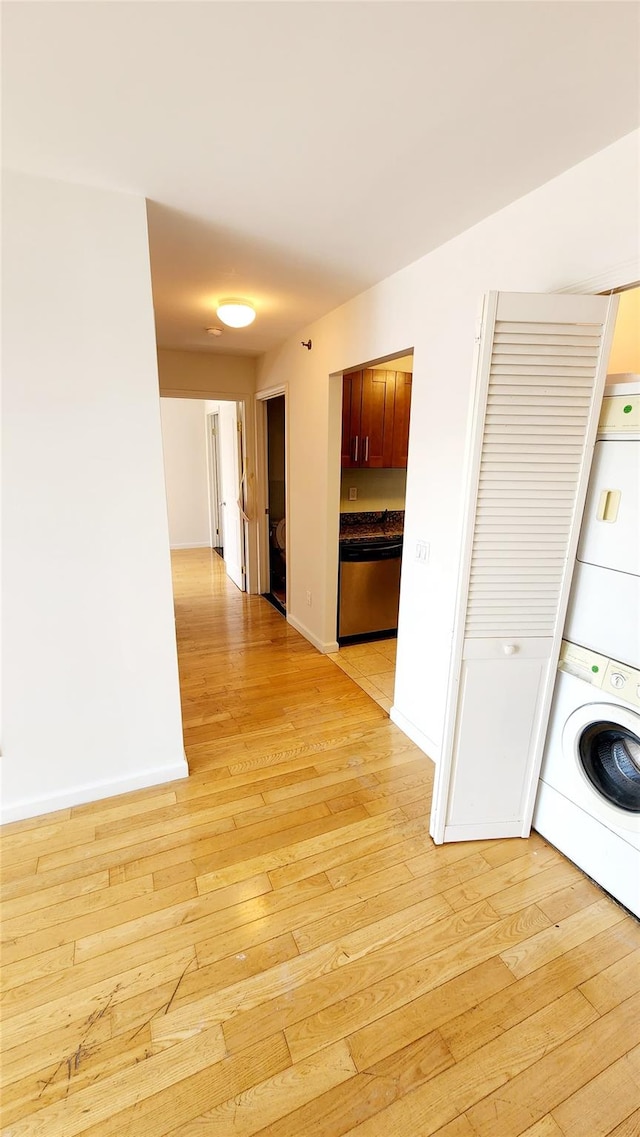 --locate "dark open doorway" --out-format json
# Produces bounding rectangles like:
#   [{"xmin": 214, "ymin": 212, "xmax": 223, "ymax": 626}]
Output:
[{"xmin": 264, "ymin": 394, "xmax": 286, "ymax": 614}]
